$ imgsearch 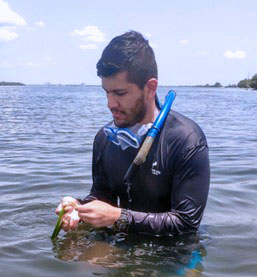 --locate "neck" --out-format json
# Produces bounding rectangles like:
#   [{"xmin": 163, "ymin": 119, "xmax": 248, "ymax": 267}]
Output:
[{"xmin": 140, "ymin": 100, "xmax": 159, "ymax": 125}]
